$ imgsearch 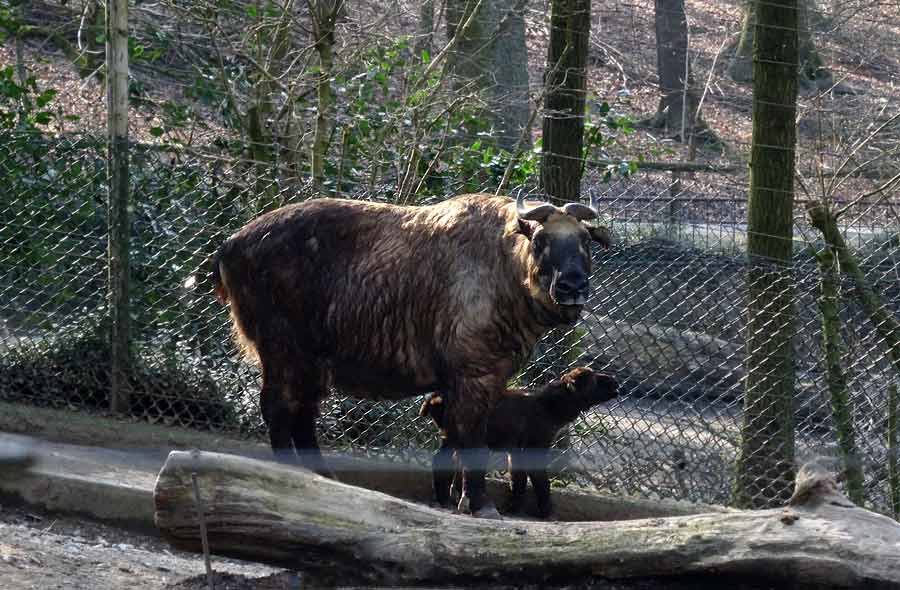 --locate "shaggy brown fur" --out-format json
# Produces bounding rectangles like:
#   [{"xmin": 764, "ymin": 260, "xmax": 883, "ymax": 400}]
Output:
[
  {"xmin": 211, "ymin": 192, "xmax": 609, "ymax": 514},
  {"xmin": 419, "ymin": 367, "xmax": 619, "ymax": 517}
]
